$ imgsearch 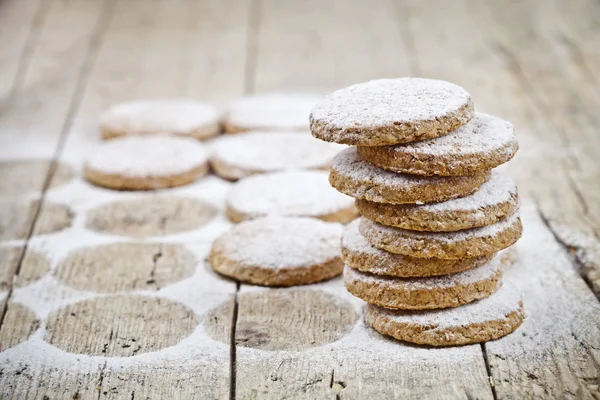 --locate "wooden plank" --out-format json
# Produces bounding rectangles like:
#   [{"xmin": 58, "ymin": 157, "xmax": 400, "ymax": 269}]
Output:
[
  {"xmin": 1, "ymin": 0, "xmax": 249, "ymax": 398},
  {"xmin": 0, "ymin": 0, "xmax": 43, "ymax": 103}
]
